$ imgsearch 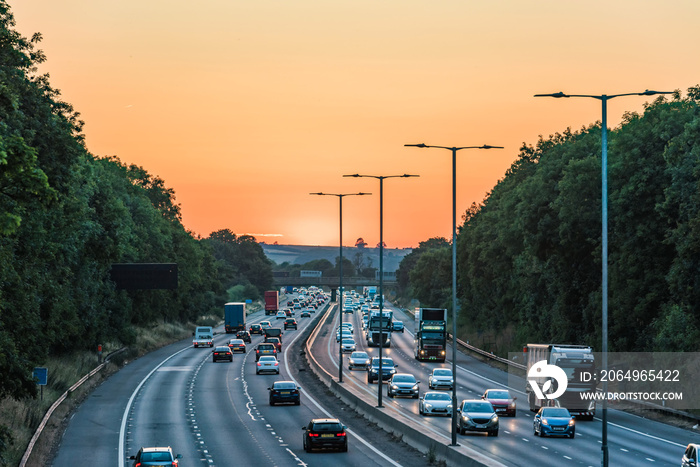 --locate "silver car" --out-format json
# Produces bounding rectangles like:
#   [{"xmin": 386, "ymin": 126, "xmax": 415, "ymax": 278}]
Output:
[
  {"xmin": 428, "ymin": 368, "xmax": 454, "ymax": 390},
  {"xmin": 419, "ymin": 391, "xmax": 453, "ymax": 416},
  {"xmin": 256, "ymin": 355, "xmax": 280, "ymax": 374},
  {"xmin": 348, "ymin": 351, "xmax": 370, "ymax": 370},
  {"xmin": 341, "ymin": 338, "xmax": 356, "ymax": 353}
]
